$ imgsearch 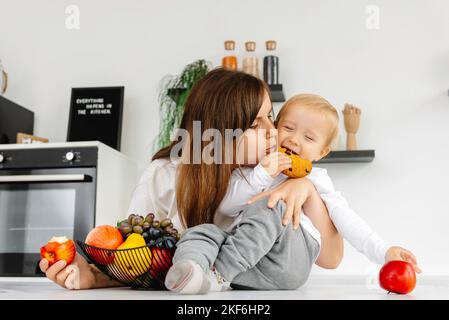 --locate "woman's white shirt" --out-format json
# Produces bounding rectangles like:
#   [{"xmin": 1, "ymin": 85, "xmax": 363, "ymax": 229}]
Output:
[{"xmin": 127, "ymin": 158, "xmax": 184, "ymax": 232}]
